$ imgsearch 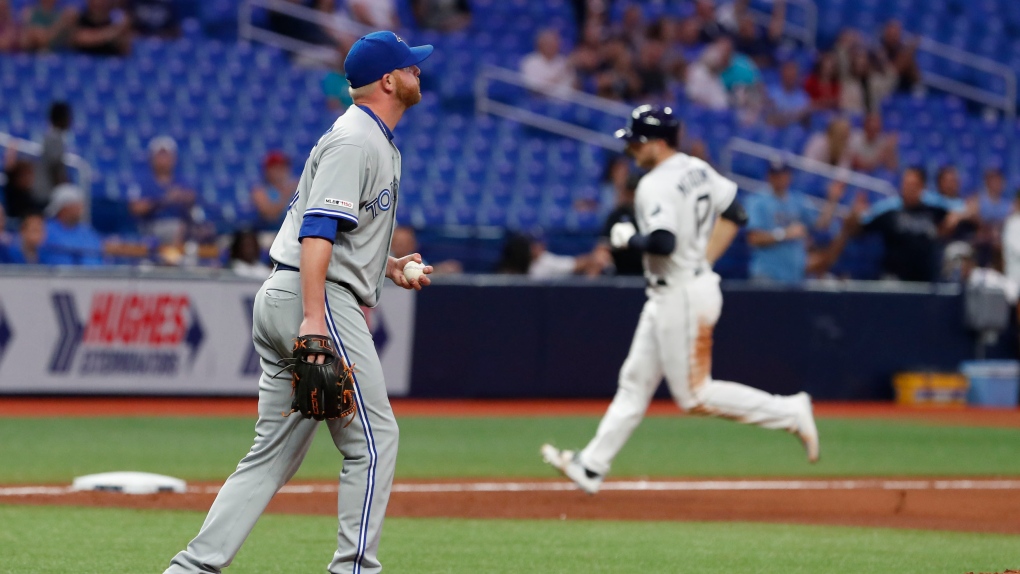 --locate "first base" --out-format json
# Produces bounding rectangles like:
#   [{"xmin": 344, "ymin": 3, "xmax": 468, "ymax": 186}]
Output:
[{"xmin": 71, "ymin": 471, "xmax": 187, "ymax": 495}]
